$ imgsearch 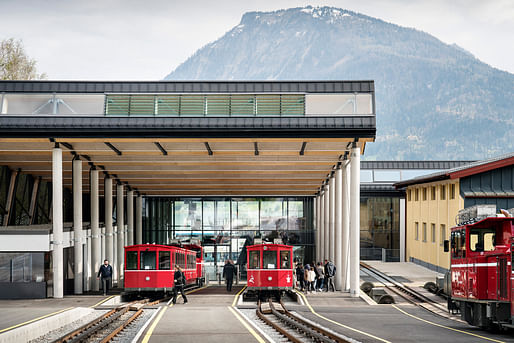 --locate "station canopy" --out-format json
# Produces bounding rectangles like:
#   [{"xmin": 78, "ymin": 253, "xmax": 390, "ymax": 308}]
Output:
[{"xmin": 0, "ymin": 81, "xmax": 376, "ymax": 197}]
